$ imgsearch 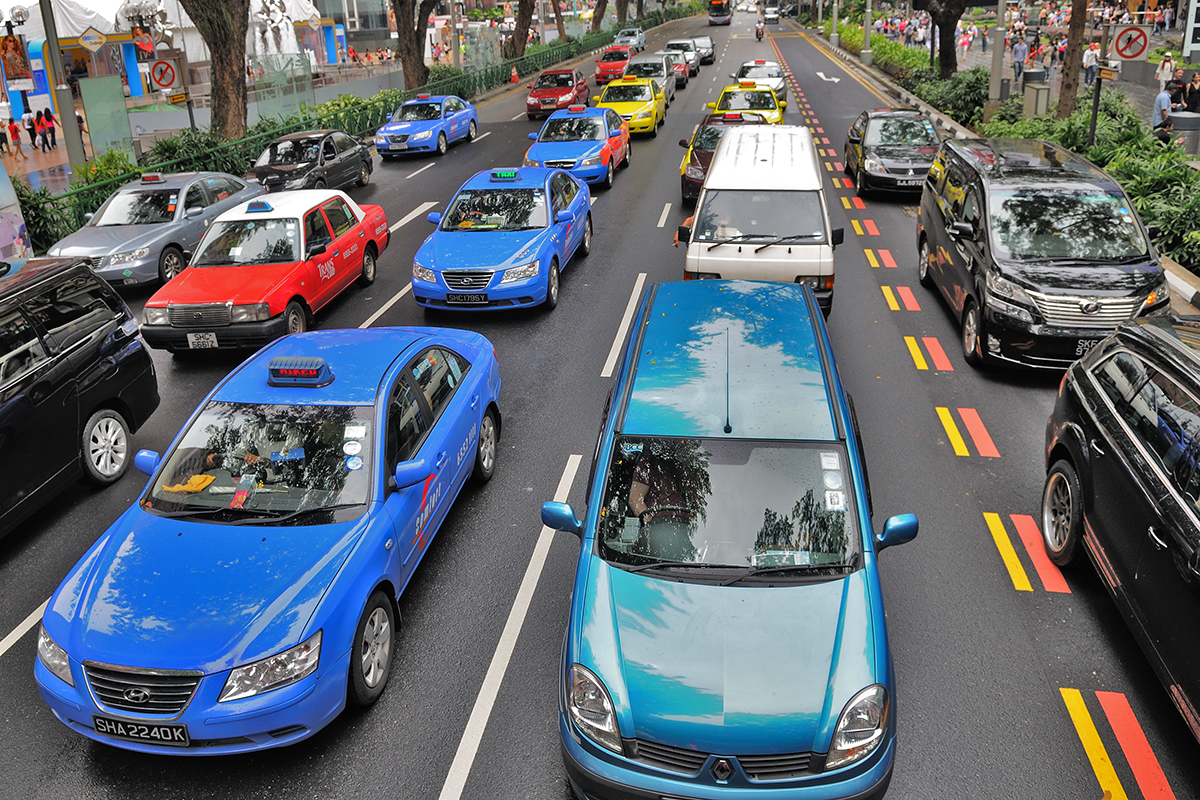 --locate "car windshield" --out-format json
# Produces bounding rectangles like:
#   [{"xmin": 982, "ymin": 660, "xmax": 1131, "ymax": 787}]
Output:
[
  {"xmin": 441, "ymin": 188, "xmax": 548, "ymax": 231},
  {"xmin": 692, "ymin": 125, "xmax": 727, "ymax": 150},
  {"xmin": 666, "ymin": 41, "xmax": 694, "ymax": 51},
  {"xmin": 694, "ymin": 189, "xmax": 826, "ymax": 243},
  {"xmin": 864, "ymin": 117, "xmax": 939, "ymax": 147},
  {"xmin": 625, "ymin": 62, "xmax": 664, "ymax": 78},
  {"xmin": 717, "ymin": 90, "xmax": 776, "ymax": 111},
  {"xmin": 988, "ymin": 188, "xmax": 1151, "ymax": 261},
  {"xmin": 604, "ymin": 83, "xmax": 654, "ymax": 102},
  {"xmin": 396, "ymin": 102, "xmax": 442, "ymax": 121},
  {"xmin": 598, "ymin": 437, "xmax": 859, "ymax": 578},
  {"xmin": 737, "ymin": 65, "xmax": 783, "ymax": 79},
  {"xmin": 695, "ymin": 37, "xmax": 714, "ymax": 48},
  {"xmin": 618, "ymin": 29, "xmax": 639, "ymax": 37},
  {"xmin": 92, "ymin": 189, "xmax": 177, "ymax": 225},
  {"xmin": 142, "ymin": 401, "xmax": 373, "ymax": 523},
  {"xmin": 540, "ymin": 117, "xmax": 604, "ymax": 141},
  {"xmin": 191, "ymin": 218, "xmax": 300, "ymax": 266},
  {"xmin": 600, "ymin": 50, "xmax": 628, "ymax": 62},
  {"xmin": 535, "ymin": 73, "xmax": 574, "ymax": 88},
  {"xmin": 256, "ymin": 139, "xmax": 320, "ymax": 166}
]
